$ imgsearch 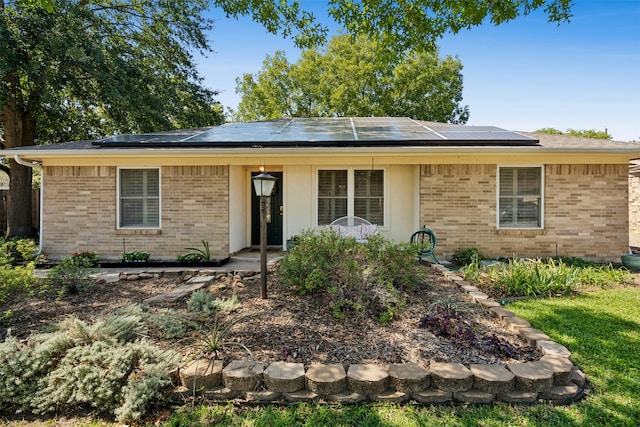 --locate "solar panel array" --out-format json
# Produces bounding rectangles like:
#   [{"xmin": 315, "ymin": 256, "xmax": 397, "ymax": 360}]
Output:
[{"xmin": 95, "ymin": 117, "xmax": 538, "ymax": 147}]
